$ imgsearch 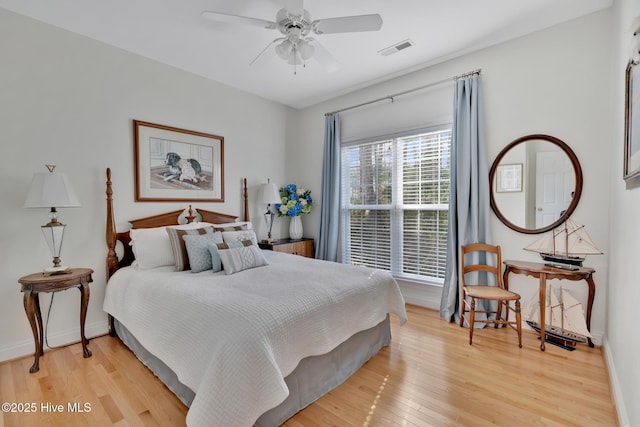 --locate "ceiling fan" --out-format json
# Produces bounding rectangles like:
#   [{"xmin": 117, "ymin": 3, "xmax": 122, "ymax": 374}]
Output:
[{"xmin": 202, "ymin": 0, "xmax": 383, "ymax": 73}]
